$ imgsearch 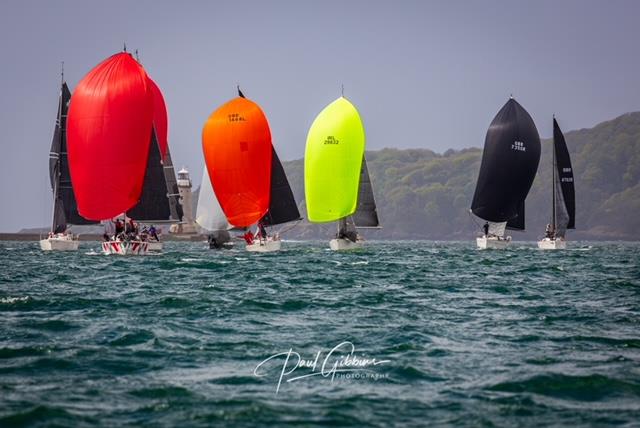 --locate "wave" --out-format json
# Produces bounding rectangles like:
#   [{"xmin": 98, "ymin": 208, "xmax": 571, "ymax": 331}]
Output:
[
  {"xmin": 487, "ymin": 373, "xmax": 640, "ymax": 401},
  {"xmin": 0, "ymin": 296, "xmax": 30, "ymax": 304},
  {"xmin": 1, "ymin": 241, "xmax": 639, "ymax": 426},
  {"xmin": 0, "ymin": 405, "xmax": 79, "ymax": 426}
]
